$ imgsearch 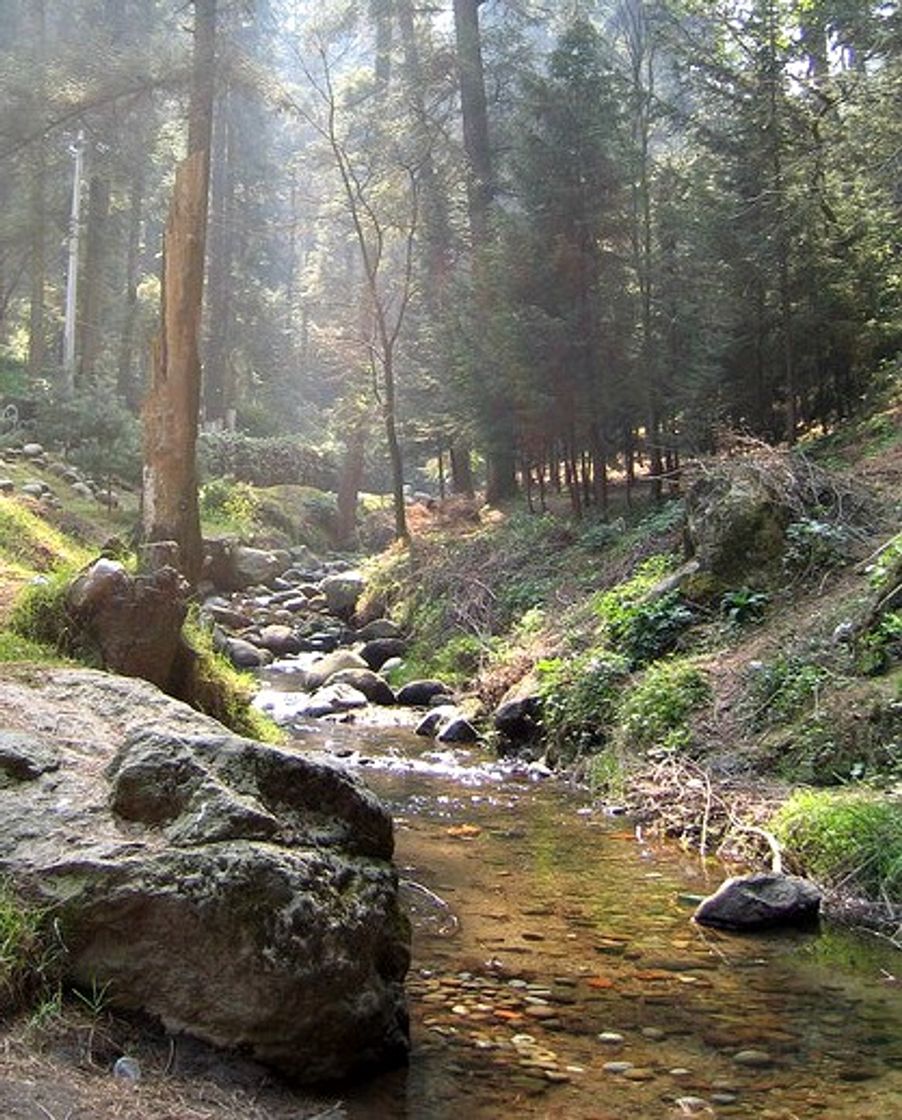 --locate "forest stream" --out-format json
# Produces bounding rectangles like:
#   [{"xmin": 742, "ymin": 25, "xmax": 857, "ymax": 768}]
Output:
[{"xmin": 262, "ymin": 711, "xmax": 902, "ymax": 1120}]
